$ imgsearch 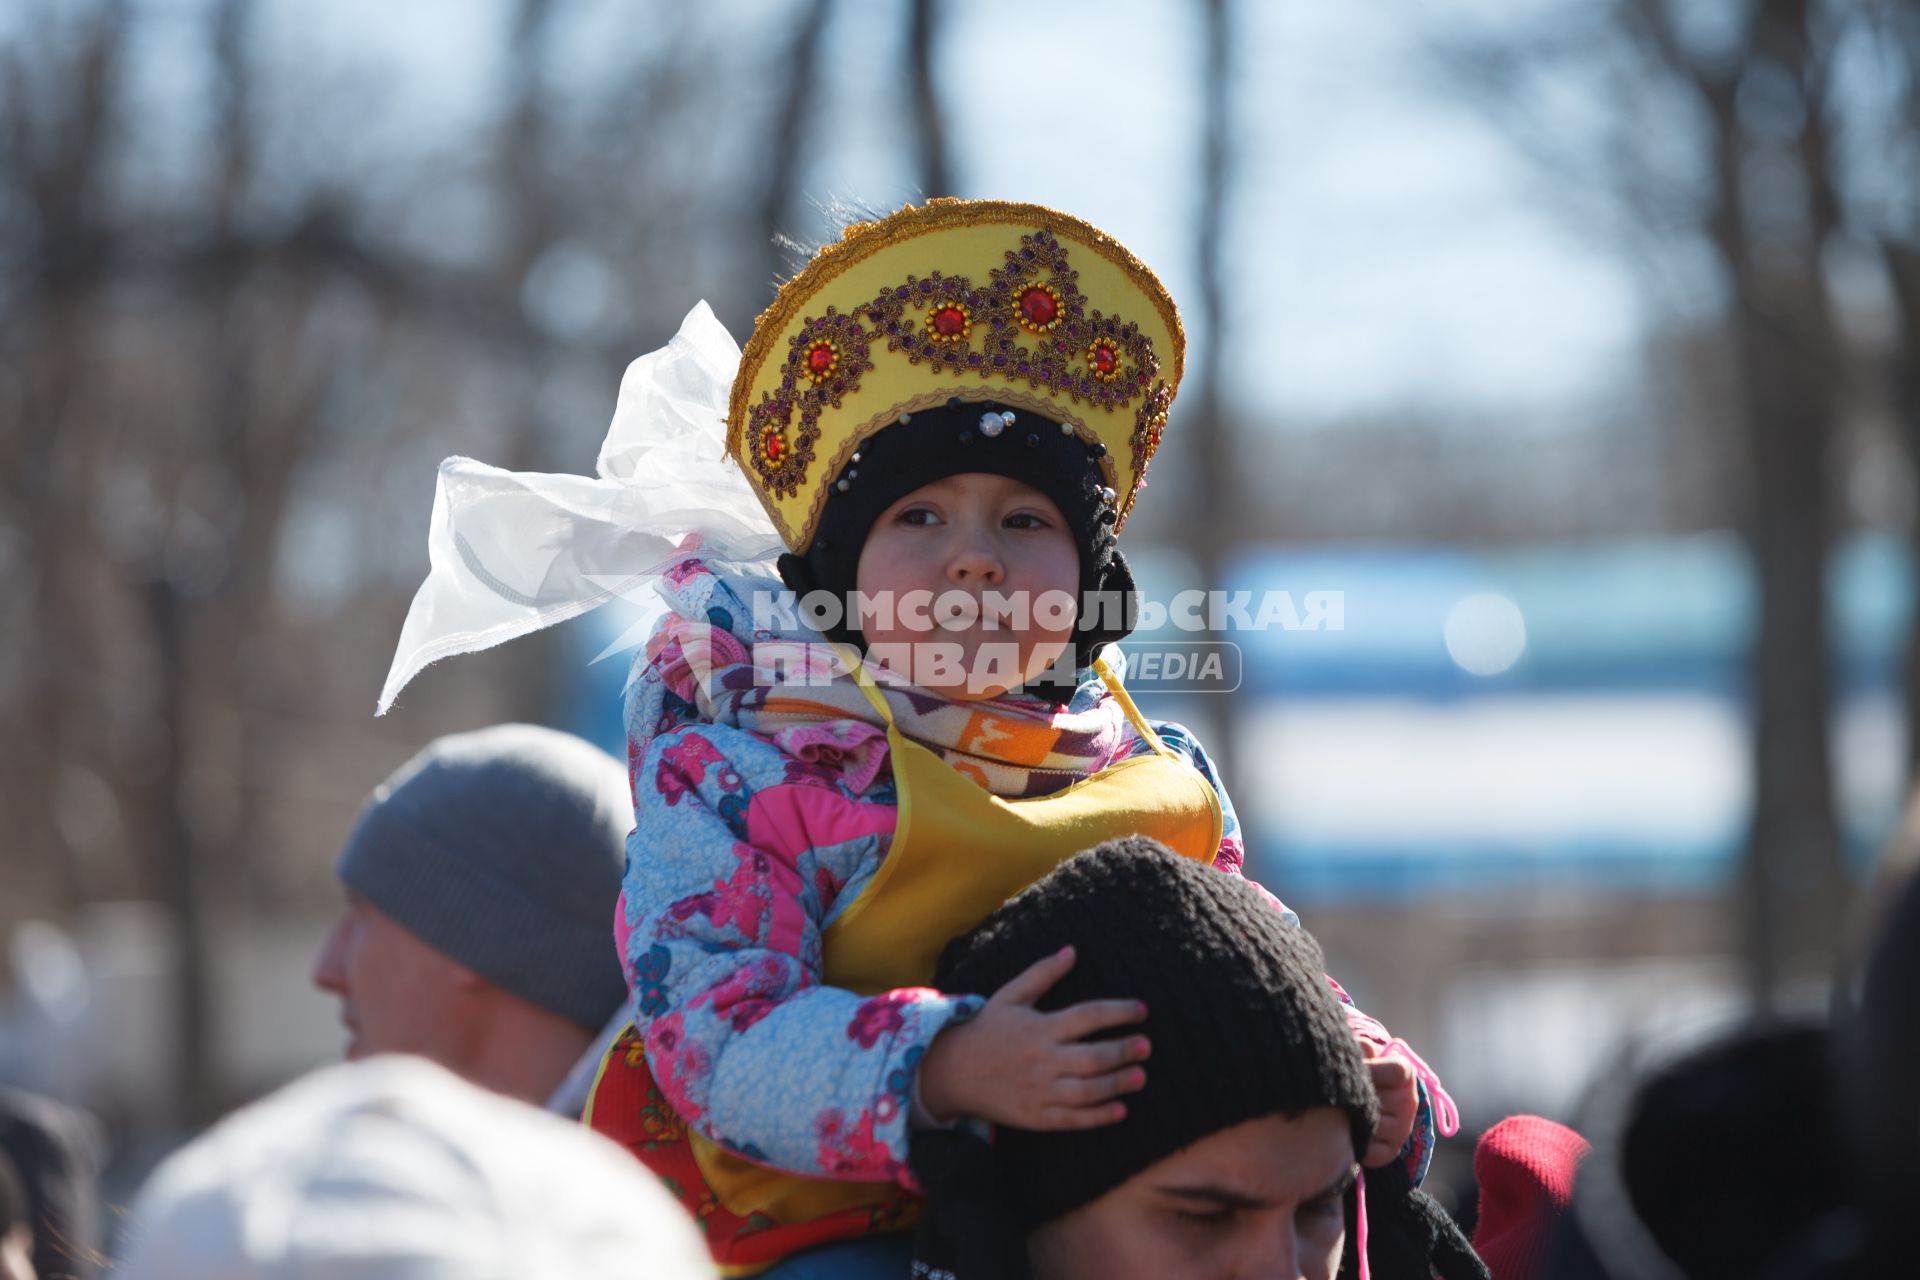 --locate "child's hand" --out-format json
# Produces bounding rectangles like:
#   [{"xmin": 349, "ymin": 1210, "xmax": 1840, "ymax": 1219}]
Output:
[
  {"xmin": 1360, "ymin": 1040, "xmax": 1418, "ymax": 1168},
  {"xmin": 918, "ymin": 945, "xmax": 1150, "ymax": 1131}
]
